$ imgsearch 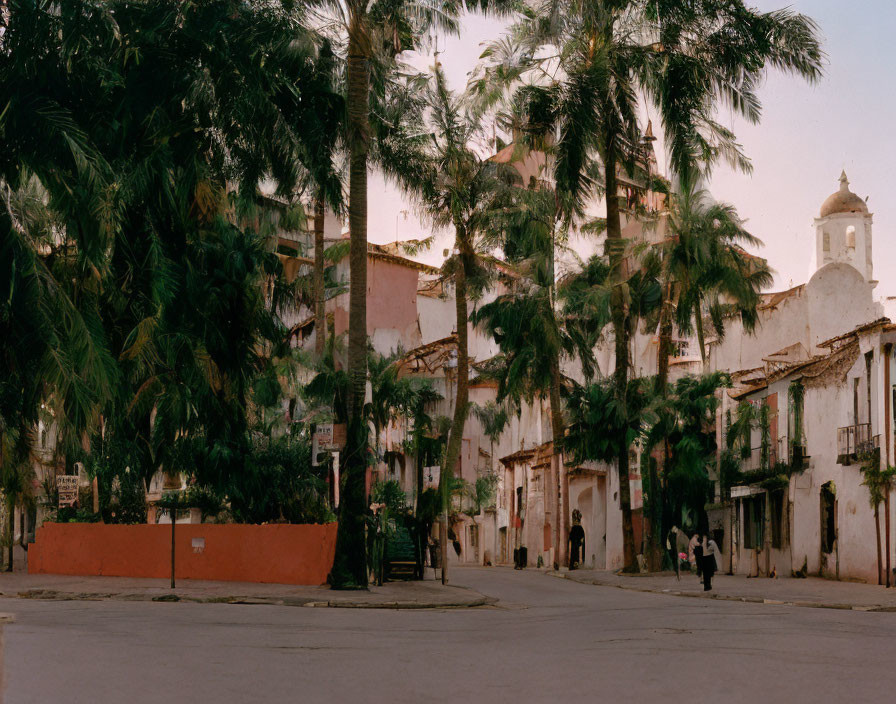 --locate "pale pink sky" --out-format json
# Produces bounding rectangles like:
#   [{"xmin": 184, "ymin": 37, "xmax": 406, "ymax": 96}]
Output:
[{"xmin": 367, "ymin": 1, "xmax": 896, "ymax": 297}]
